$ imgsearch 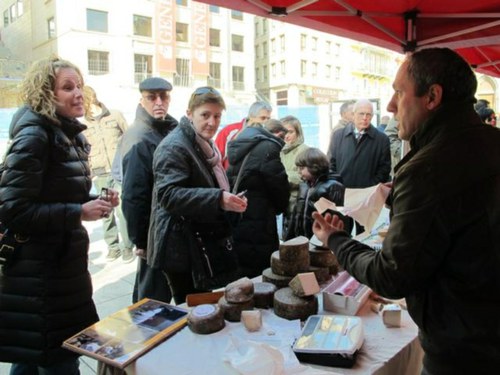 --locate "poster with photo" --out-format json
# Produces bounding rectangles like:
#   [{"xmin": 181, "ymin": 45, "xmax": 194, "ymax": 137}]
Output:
[{"xmin": 63, "ymin": 298, "xmax": 188, "ymax": 369}]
